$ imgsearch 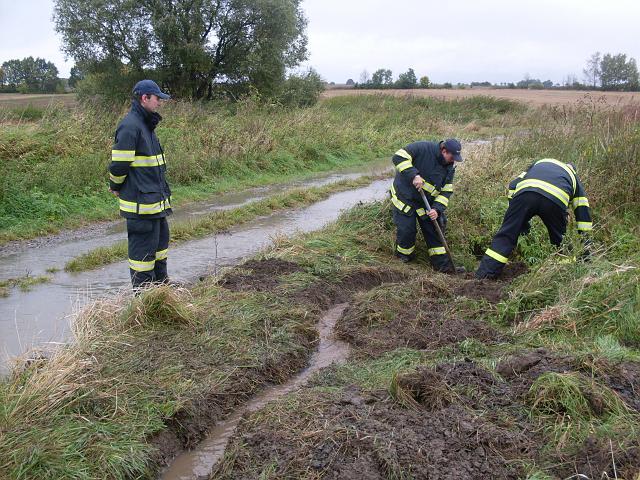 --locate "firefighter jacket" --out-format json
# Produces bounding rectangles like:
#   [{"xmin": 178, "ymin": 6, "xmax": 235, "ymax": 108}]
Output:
[
  {"xmin": 390, "ymin": 141, "xmax": 455, "ymax": 216},
  {"xmin": 108, "ymin": 101, "xmax": 172, "ymax": 219},
  {"xmin": 507, "ymin": 158, "xmax": 592, "ymax": 232}
]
